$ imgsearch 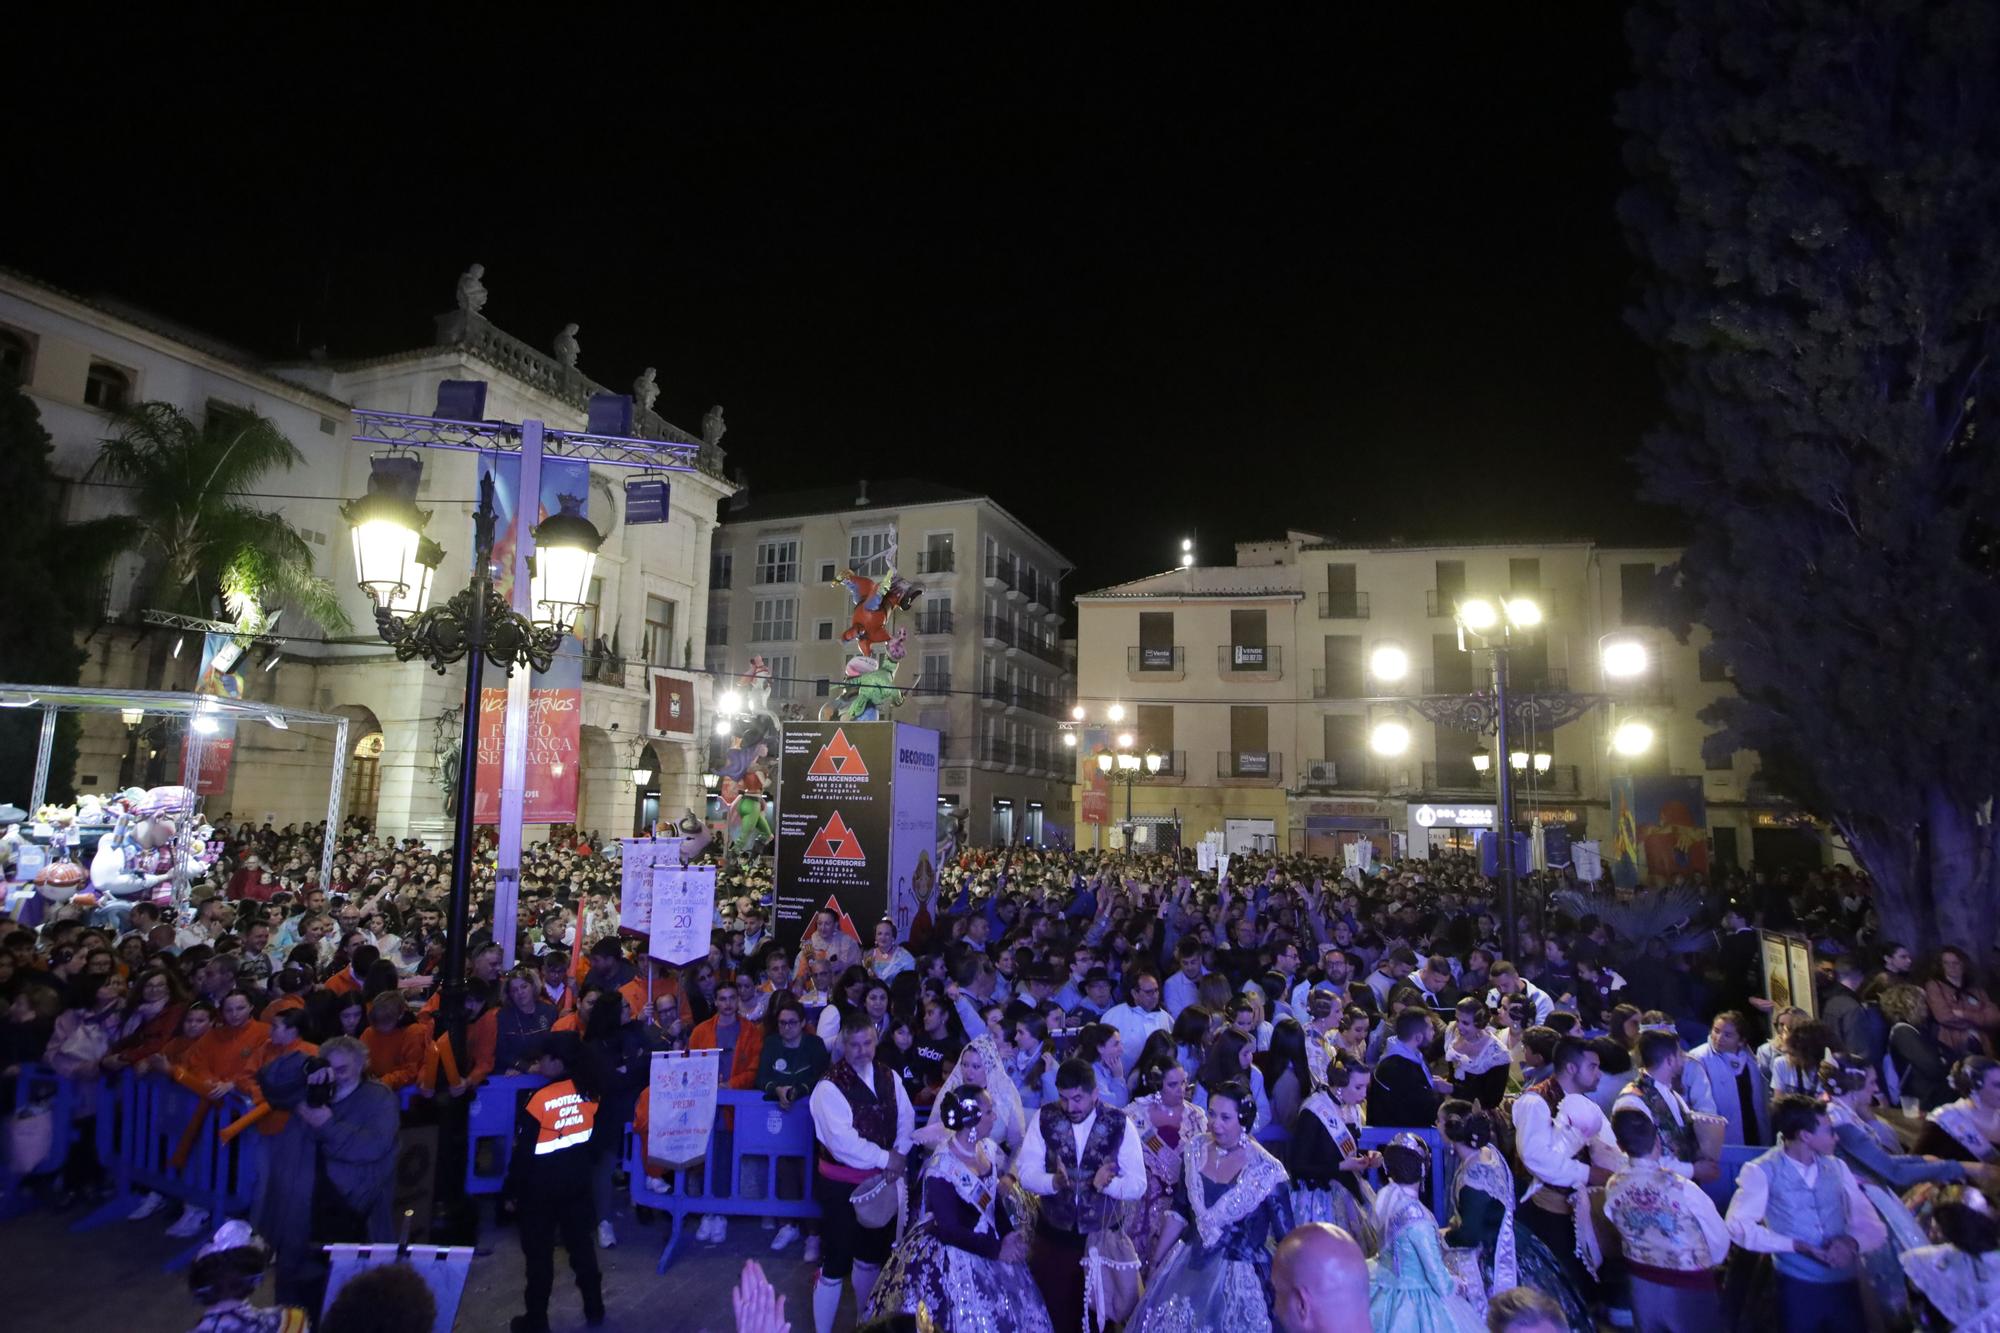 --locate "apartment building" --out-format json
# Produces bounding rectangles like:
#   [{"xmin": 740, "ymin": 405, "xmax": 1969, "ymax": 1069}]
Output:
[
  {"xmin": 710, "ymin": 480, "xmax": 1076, "ymax": 845},
  {"xmin": 1075, "ymin": 531, "xmax": 1819, "ymax": 870}
]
